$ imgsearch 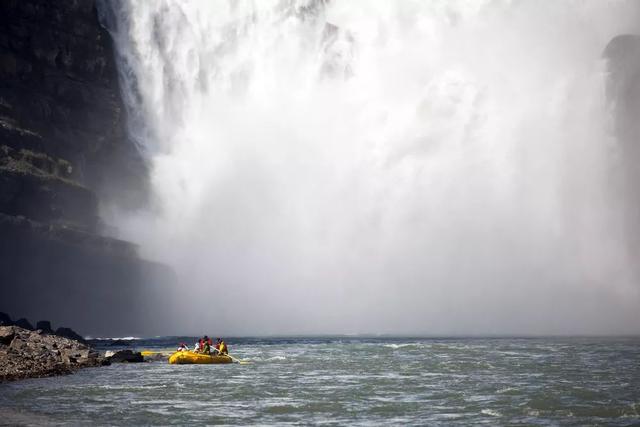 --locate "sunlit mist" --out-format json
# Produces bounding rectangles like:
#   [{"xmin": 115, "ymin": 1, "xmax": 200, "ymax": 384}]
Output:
[{"xmin": 99, "ymin": 0, "xmax": 640, "ymax": 335}]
